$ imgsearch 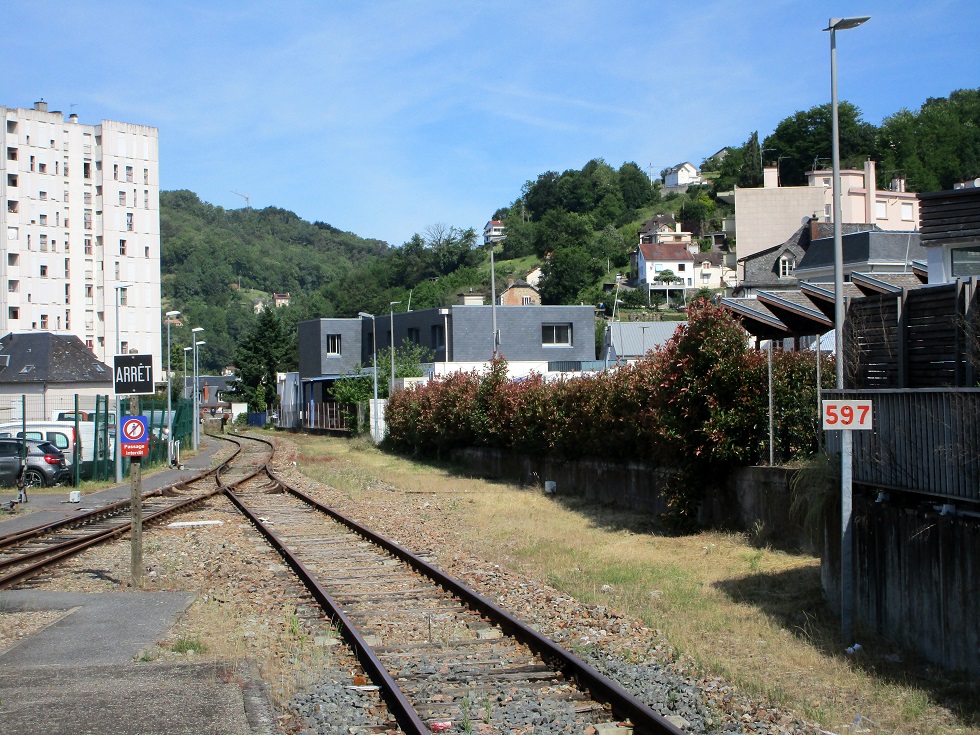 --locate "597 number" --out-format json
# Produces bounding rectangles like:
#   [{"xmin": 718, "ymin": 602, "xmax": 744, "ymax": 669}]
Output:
[{"xmin": 822, "ymin": 400, "xmax": 873, "ymax": 430}]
